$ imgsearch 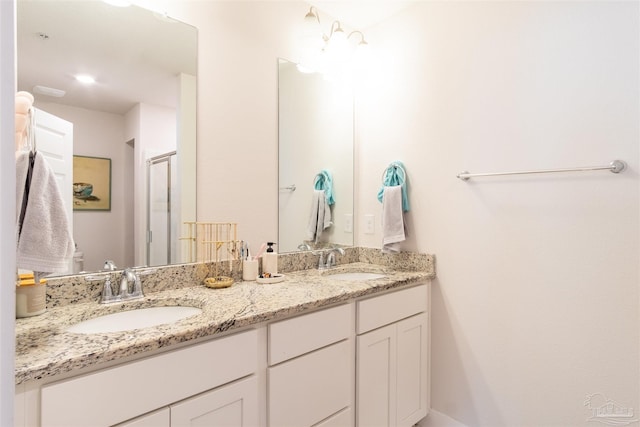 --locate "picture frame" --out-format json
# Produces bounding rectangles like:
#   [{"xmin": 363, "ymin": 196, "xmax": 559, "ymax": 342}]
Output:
[{"xmin": 72, "ymin": 155, "xmax": 111, "ymax": 211}]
